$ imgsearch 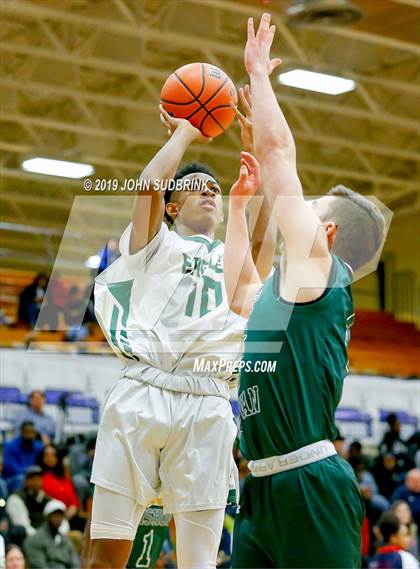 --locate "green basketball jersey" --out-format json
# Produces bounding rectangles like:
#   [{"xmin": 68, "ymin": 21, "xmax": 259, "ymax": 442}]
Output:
[
  {"xmin": 126, "ymin": 506, "xmax": 171, "ymax": 569},
  {"xmin": 239, "ymin": 255, "xmax": 354, "ymax": 460}
]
